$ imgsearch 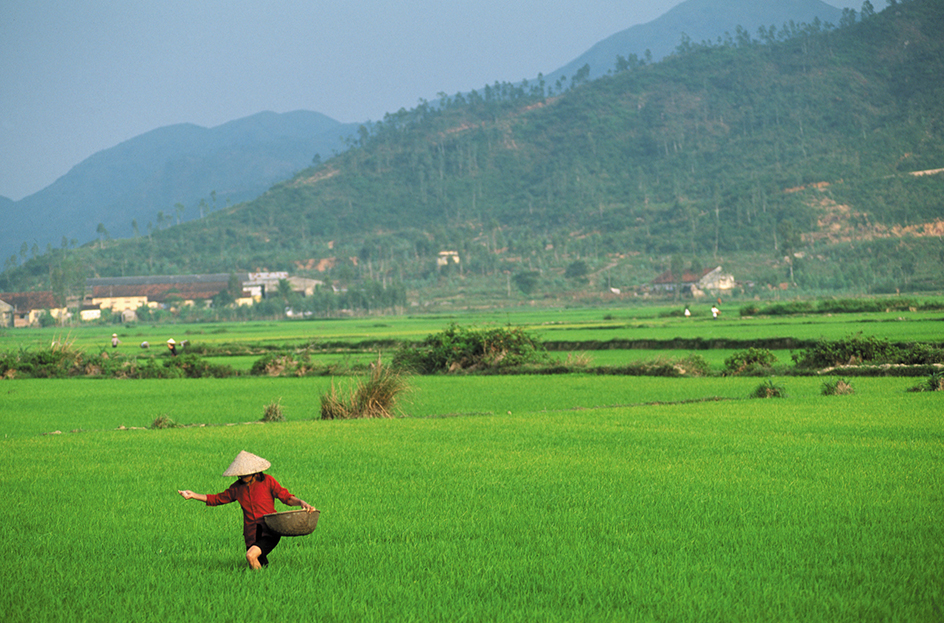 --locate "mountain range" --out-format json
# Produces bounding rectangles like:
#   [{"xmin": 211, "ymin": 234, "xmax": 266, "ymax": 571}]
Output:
[
  {"xmin": 0, "ymin": 0, "xmax": 849, "ymax": 269},
  {"xmin": 2, "ymin": 111, "xmax": 357, "ymax": 264}
]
